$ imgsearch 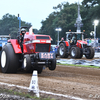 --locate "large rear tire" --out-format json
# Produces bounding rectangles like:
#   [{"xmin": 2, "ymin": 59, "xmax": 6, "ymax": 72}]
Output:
[
  {"xmin": 70, "ymin": 47, "xmax": 80, "ymax": 58},
  {"xmin": 58, "ymin": 43, "xmax": 68, "ymax": 58},
  {"xmin": 77, "ymin": 48, "xmax": 83, "ymax": 59},
  {"xmin": 85, "ymin": 47, "xmax": 94, "ymax": 59},
  {"xmin": 1, "ymin": 44, "xmax": 19, "ymax": 73}
]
